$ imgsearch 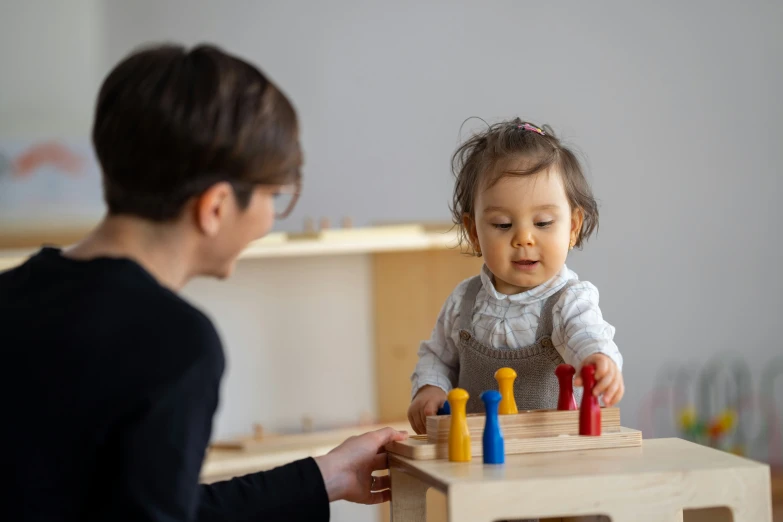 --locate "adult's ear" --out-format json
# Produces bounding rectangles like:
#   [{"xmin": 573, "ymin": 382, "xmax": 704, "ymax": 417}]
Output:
[{"xmin": 194, "ymin": 182, "xmax": 234, "ymax": 237}]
